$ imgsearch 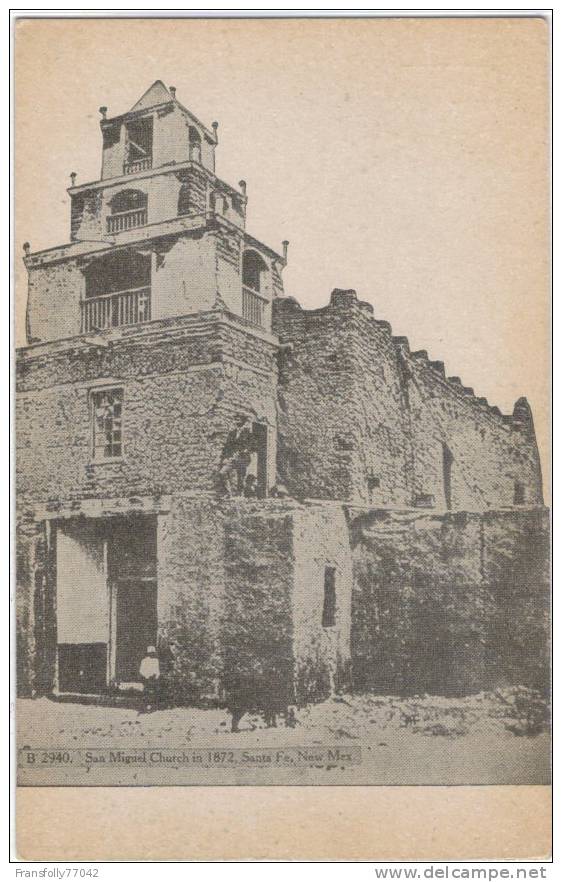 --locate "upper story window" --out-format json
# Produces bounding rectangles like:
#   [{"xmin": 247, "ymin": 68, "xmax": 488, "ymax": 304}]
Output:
[
  {"xmin": 82, "ymin": 251, "xmax": 151, "ymax": 334},
  {"xmin": 242, "ymin": 250, "xmax": 268, "ymax": 328},
  {"xmin": 124, "ymin": 117, "xmax": 153, "ymax": 174},
  {"xmin": 188, "ymin": 126, "xmax": 202, "ymax": 162},
  {"xmin": 91, "ymin": 388, "xmax": 123, "ymax": 460},
  {"xmin": 322, "ymin": 566, "xmax": 337, "ymax": 627},
  {"xmin": 107, "ymin": 189, "xmax": 148, "ymax": 233}
]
